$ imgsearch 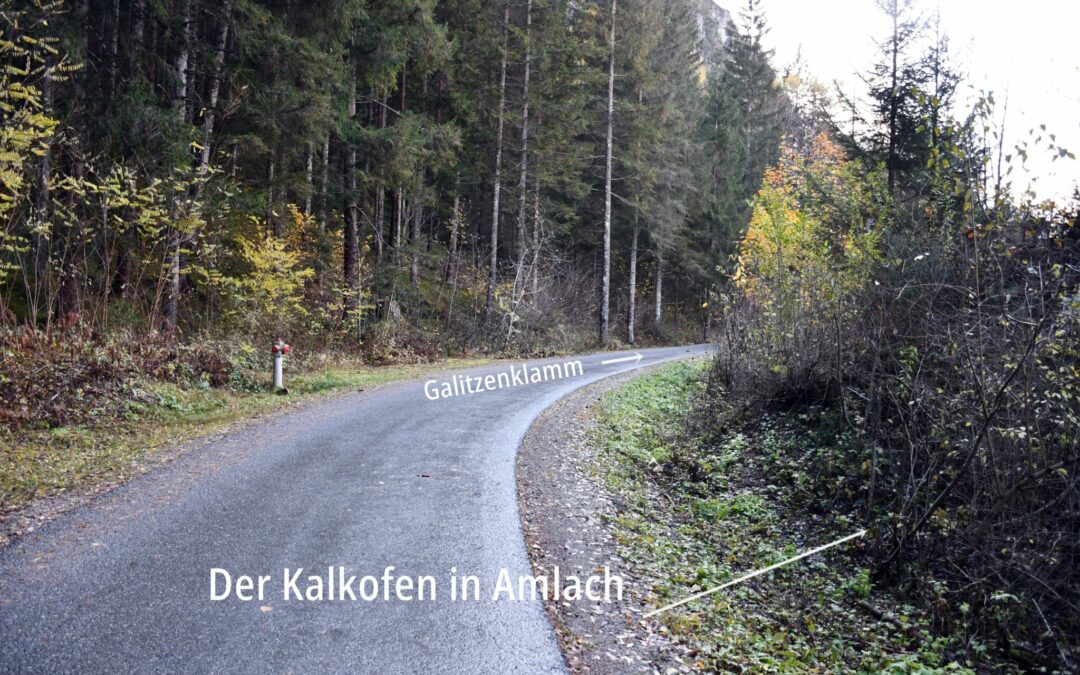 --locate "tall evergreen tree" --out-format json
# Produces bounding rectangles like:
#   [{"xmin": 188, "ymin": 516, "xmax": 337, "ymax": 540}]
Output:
[{"xmin": 688, "ymin": 0, "xmax": 786, "ymax": 293}]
